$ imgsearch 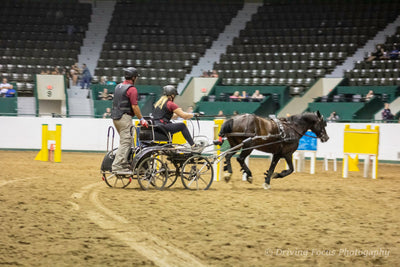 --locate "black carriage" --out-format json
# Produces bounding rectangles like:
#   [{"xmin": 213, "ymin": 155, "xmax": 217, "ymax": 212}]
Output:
[{"xmin": 100, "ymin": 120, "xmax": 214, "ymax": 190}]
